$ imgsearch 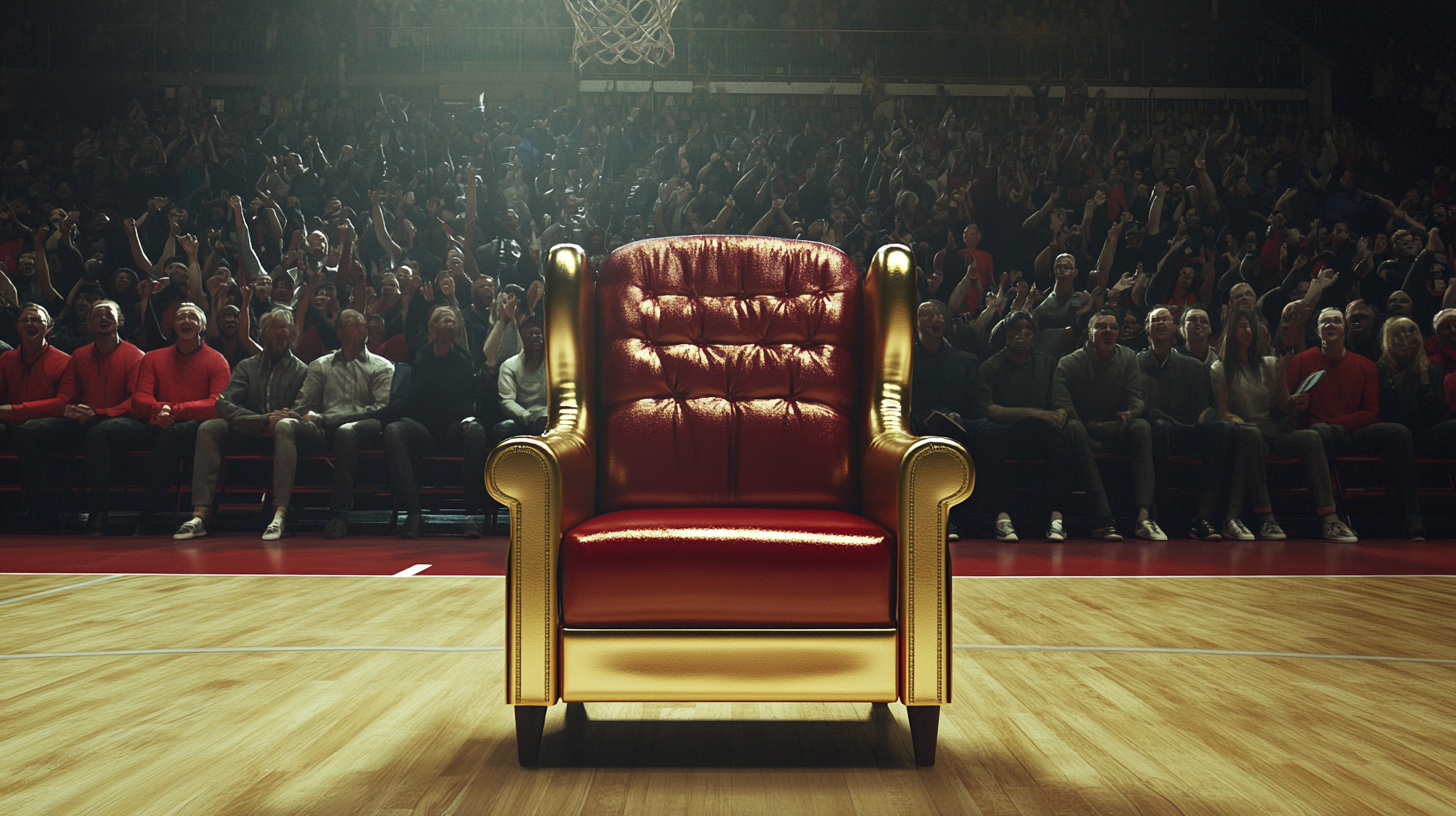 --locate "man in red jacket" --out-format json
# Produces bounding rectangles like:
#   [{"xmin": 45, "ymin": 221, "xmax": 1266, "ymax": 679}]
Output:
[
  {"xmin": 130, "ymin": 302, "xmax": 231, "ymax": 534},
  {"xmin": 1286, "ymin": 307, "xmax": 1423, "ymax": 539},
  {"xmin": 61, "ymin": 300, "xmax": 148, "ymax": 534},
  {"xmin": 0, "ymin": 304, "xmax": 71, "ymax": 530}
]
